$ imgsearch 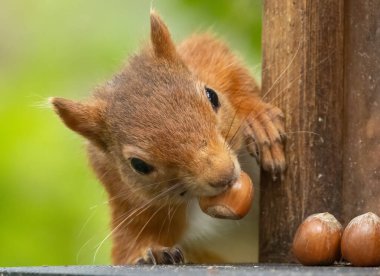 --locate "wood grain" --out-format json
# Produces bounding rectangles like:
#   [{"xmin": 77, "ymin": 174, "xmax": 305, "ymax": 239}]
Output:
[
  {"xmin": 260, "ymin": 0, "xmax": 345, "ymax": 262},
  {"xmin": 342, "ymin": 0, "xmax": 380, "ymax": 224}
]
